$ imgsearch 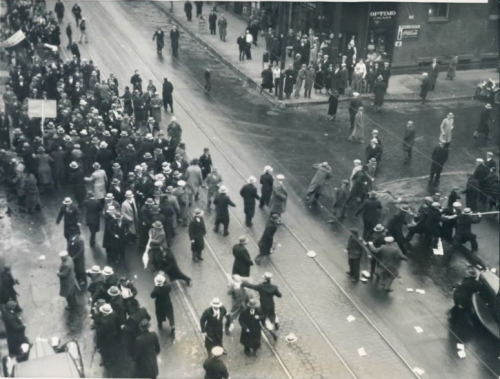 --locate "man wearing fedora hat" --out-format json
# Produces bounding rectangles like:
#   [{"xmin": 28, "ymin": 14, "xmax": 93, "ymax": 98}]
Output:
[
  {"xmin": 83, "ymin": 191, "xmax": 101, "ymax": 247},
  {"xmin": 57, "ymin": 251, "xmax": 79, "ymax": 309},
  {"xmin": 213, "ymin": 186, "xmax": 236, "ymax": 236},
  {"xmin": 133, "ymin": 319, "xmax": 161, "ymax": 379},
  {"xmin": 67, "ymin": 231, "xmax": 86, "ymax": 286},
  {"xmin": 259, "ymin": 165, "xmax": 274, "ymax": 209},
  {"xmin": 242, "ymin": 272, "xmax": 282, "ymax": 339},
  {"xmin": 355, "ymin": 191, "xmax": 382, "ymax": 240},
  {"xmin": 240, "ymin": 176, "xmax": 260, "ymax": 226},
  {"xmin": 450, "ymin": 267, "xmax": 482, "ymax": 321},
  {"xmin": 238, "ymin": 298, "xmax": 264, "ymax": 356},
  {"xmin": 94, "ymin": 303, "xmax": 121, "ymax": 366},
  {"xmin": 452, "ymin": 207, "xmax": 482, "ymax": 254},
  {"xmin": 189, "ymin": 208, "xmax": 206, "ymax": 261},
  {"xmin": 150, "ymin": 274, "xmax": 175, "ymax": 336},
  {"xmin": 387, "ymin": 204, "xmax": 412, "ymax": 255},
  {"xmin": 3, "ymin": 300, "xmax": 28, "ymax": 357},
  {"xmin": 368, "ymin": 236, "xmax": 407, "ymax": 292},
  {"xmin": 232, "ymin": 236, "xmax": 253, "ymax": 277},
  {"xmin": 200, "ymin": 297, "xmax": 228, "ymax": 354},
  {"xmin": 203, "ymin": 346, "xmax": 229, "ymax": 379},
  {"xmin": 270, "ymin": 174, "xmax": 287, "ymax": 217},
  {"xmin": 205, "ymin": 167, "xmax": 223, "ymax": 211},
  {"xmin": 56, "ymin": 197, "xmax": 81, "ymax": 241},
  {"xmin": 121, "ymin": 190, "xmax": 138, "ymax": 241}
]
